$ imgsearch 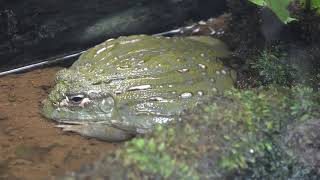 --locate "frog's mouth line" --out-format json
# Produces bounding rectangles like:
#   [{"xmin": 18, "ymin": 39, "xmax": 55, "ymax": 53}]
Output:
[
  {"xmin": 54, "ymin": 119, "xmax": 108, "ymax": 126},
  {"xmin": 54, "ymin": 120, "xmax": 88, "ymax": 130},
  {"xmin": 54, "ymin": 119, "xmax": 149, "ymax": 135},
  {"xmin": 54, "ymin": 120, "xmax": 112, "ymax": 133}
]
